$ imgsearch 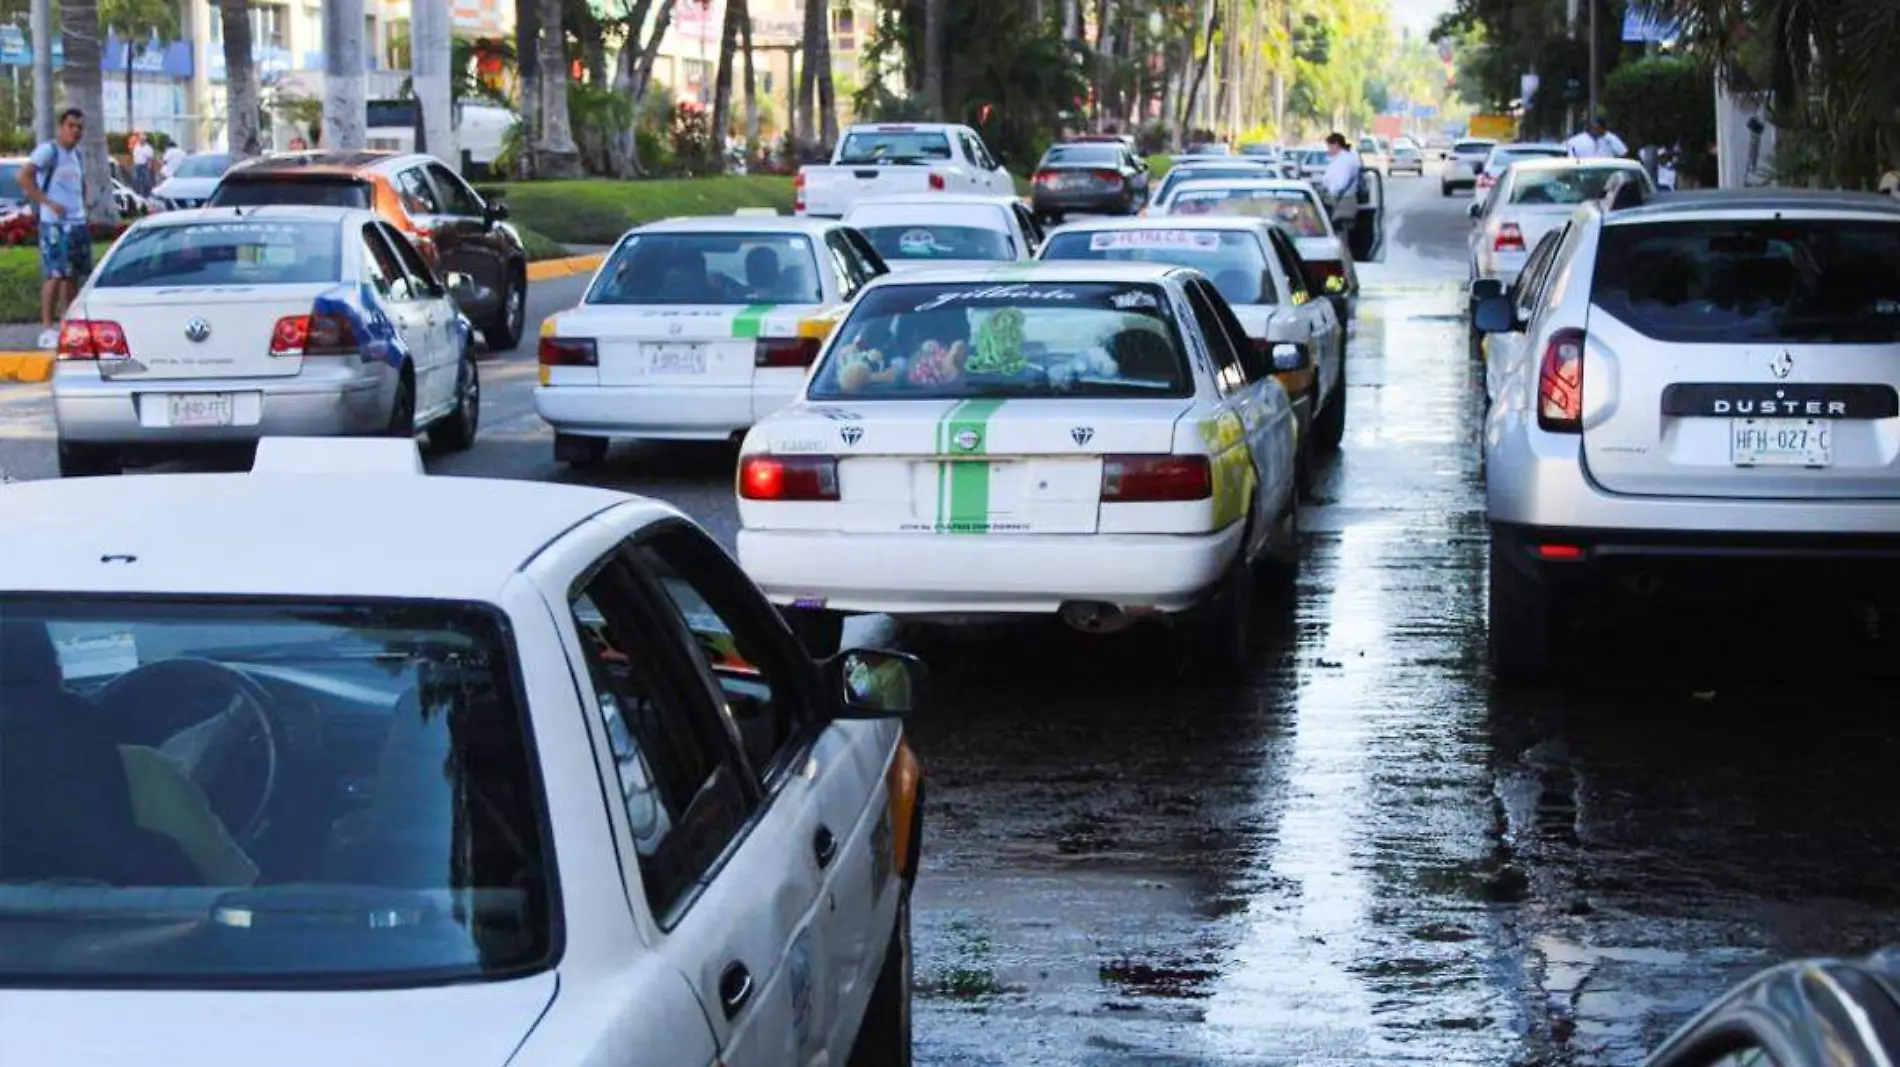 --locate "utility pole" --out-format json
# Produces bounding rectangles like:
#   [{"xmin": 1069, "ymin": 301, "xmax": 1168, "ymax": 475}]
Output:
[
  {"xmin": 323, "ymin": 0, "xmax": 368, "ymax": 150},
  {"xmin": 412, "ymin": 0, "xmax": 455, "ymax": 169},
  {"xmin": 30, "ymin": 0, "xmax": 52, "ymax": 141}
]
